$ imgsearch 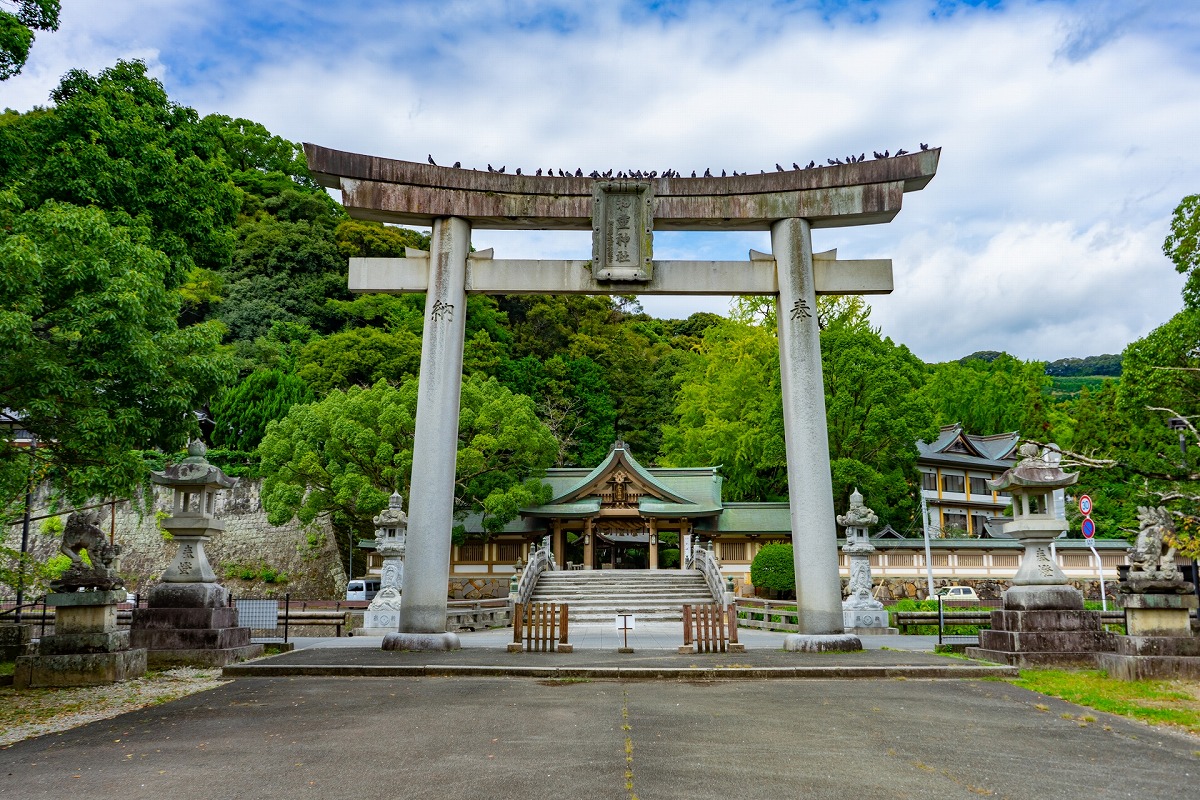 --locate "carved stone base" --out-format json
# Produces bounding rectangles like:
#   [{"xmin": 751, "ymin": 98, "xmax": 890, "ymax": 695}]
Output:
[
  {"xmin": 783, "ymin": 634, "xmax": 863, "ymax": 653},
  {"xmin": 1003, "ymin": 584, "xmax": 1083, "ymax": 611},
  {"xmin": 844, "ymin": 608, "xmax": 889, "ymax": 629},
  {"xmin": 381, "ymin": 632, "xmax": 461, "ymax": 651},
  {"xmin": 148, "ymin": 582, "xmax": 229, "ymax": 609},
  {"xmin": 130, "ymin": 605, "xmax": 261, "ymax": 667},
  {"xmin": 15, "ymin": 591, "xmax": 146, "ymax": 688}
]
